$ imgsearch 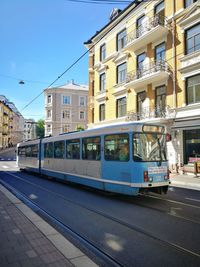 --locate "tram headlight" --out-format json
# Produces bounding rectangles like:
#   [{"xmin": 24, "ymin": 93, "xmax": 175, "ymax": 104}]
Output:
[{"xmin": 148, "ymin": 177, "xmax": 153, "ymax": 182}]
